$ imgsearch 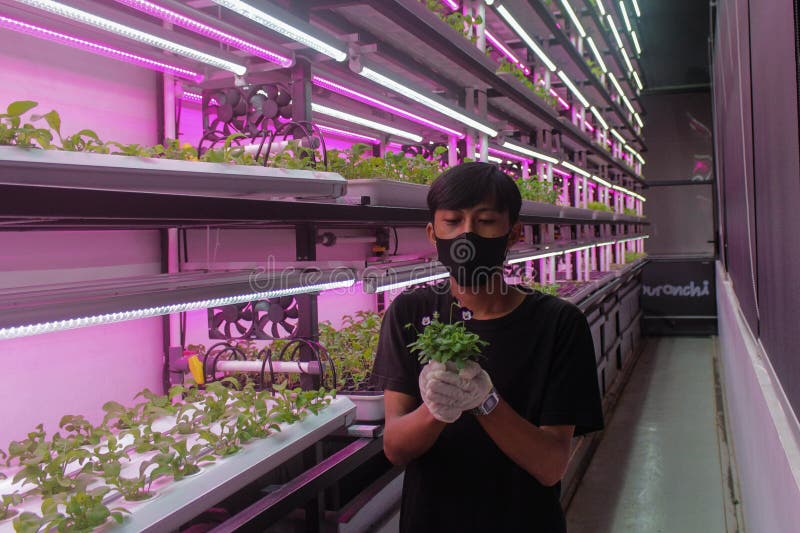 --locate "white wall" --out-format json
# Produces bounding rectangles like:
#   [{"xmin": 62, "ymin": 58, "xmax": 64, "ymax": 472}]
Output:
[{"xmin": 716, "ymin": 262, "xmax": 800, "ymax": 532}]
